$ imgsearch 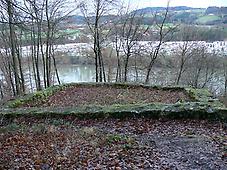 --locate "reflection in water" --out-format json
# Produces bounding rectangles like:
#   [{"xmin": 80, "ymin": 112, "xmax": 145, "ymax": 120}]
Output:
[
  {"xmin": 55, "ymin": 64, "xmax": 224, "ymax": 95},
  {"xmin": 0, "ymin": 64, "xmax": 225, "ymax": 95},
  {"xmin": 57, "ymin": 65, "xmax": 96, "ymax": 83}
]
